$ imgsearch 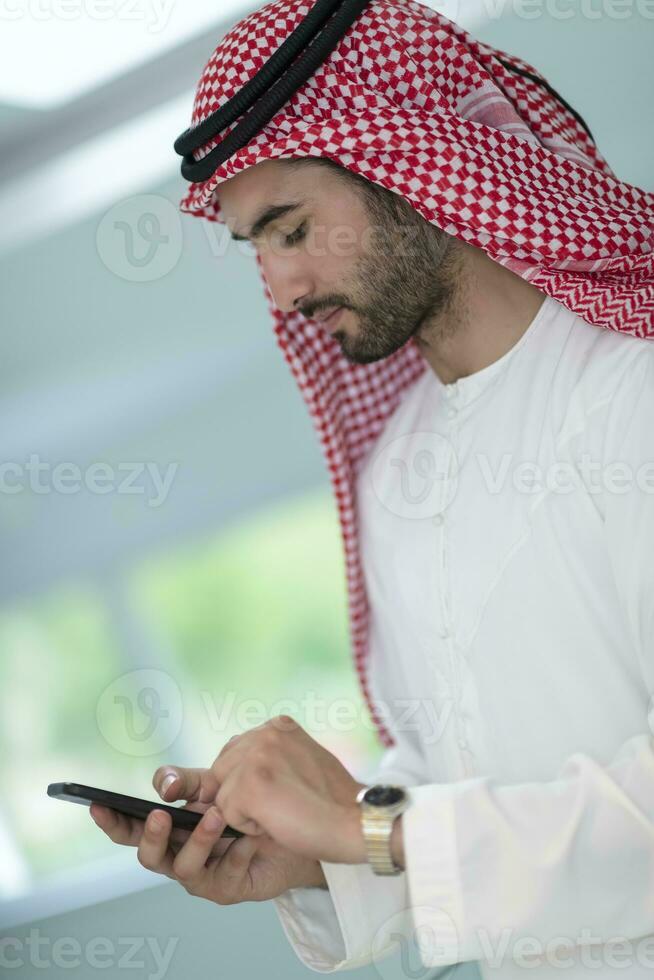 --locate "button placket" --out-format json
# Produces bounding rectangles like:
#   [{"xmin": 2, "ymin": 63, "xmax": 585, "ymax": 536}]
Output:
[
  {"xmin": 439, "ymin": 383, "xmax": 471, "ymax": 767},
  {"xmin": 435, "ymin": 494, "xmax": 460, "ymax": 739},
  {"xmin": 439, "ymin": 386, "xmax": 458, "ymax": 675}
]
